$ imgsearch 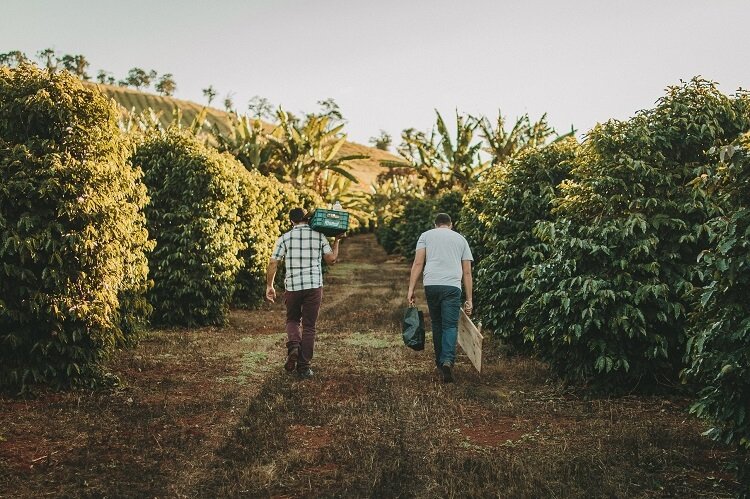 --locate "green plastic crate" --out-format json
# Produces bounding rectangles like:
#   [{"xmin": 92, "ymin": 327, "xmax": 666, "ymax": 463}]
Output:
[{"xmin": 309, "ymin": 208, "xmax": 349, "ymax": 236}]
